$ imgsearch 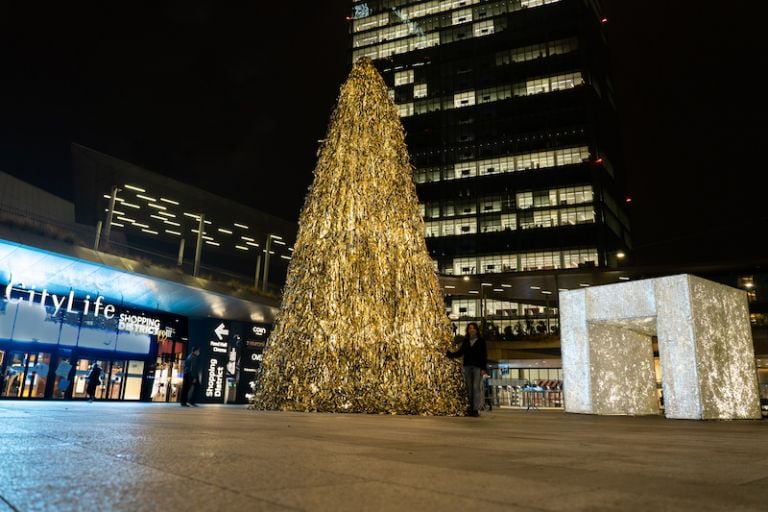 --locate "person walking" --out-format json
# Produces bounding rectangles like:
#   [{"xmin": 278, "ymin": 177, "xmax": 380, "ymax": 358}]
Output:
[
  {"xmin": 86, "ymin": 362, "xmax": 102, "ymax": 402},
  {"xmin": 180, "ymin": 346, "xmax": 201, "ymax": 407},
  {"xmin": 446, "ymin": 322, "xmax": 487, "ymax": 416}
]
